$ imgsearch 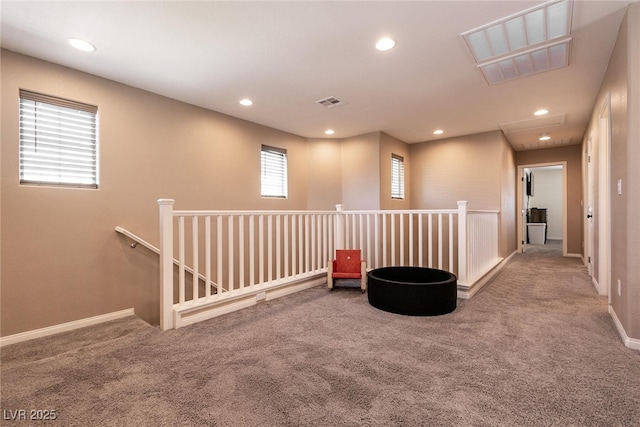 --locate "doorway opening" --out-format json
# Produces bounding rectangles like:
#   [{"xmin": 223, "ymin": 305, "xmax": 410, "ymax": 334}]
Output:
[{"xmin": 516, "ymin": 162, "xmax": 568, "ymax": 256}]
